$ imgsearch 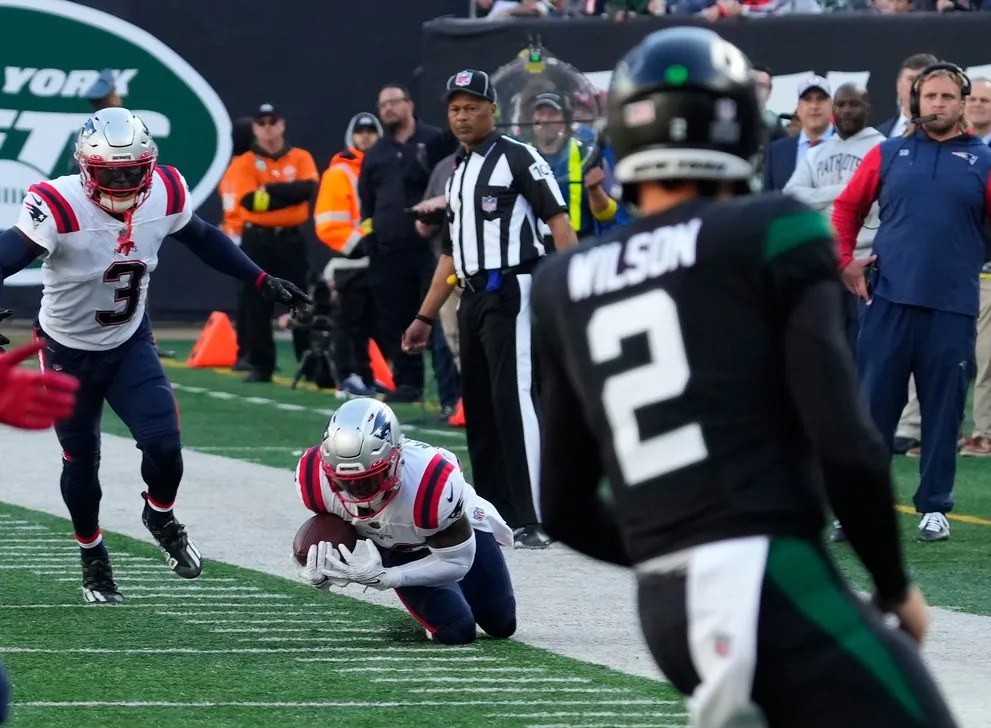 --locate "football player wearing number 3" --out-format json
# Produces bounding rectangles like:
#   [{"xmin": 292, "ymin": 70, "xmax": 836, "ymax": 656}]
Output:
[
  {"xmin": 0, "ymin": 107, "xmax": 312, "ymax": 605},
  {"xmin": 530, "ymin": 28, "xmax": 957, "ymax": 728}
]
